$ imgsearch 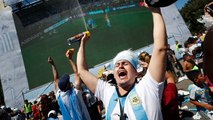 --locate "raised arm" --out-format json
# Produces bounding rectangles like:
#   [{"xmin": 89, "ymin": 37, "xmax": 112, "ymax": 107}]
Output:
[
  {"xmin": 65, "ymin": 48, "xmax": 81, "ymax": 90},
  {"xmin": 48, "ymin": 57, "xmax": 59, "ymax": 91},
  {"xmin": 145, "ymin": 3, "xmax": 167, "ymax": 83},
  {"xmin": 204, "ymin": 2, "xmax": 213, "ymax": 16},
  {"xmin": 77, "ymin": 33, "xmax": 98, "ymax": 93}
]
